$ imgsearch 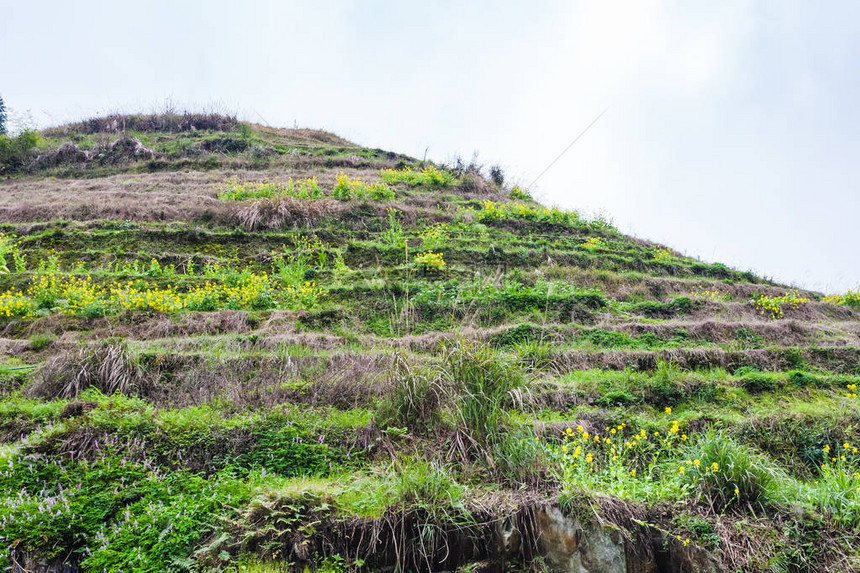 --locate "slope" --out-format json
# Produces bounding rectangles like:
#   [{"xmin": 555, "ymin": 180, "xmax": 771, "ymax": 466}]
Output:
[{"xmin": 0, "ymin": 113, "xmax": 858, "ymax": 572}]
